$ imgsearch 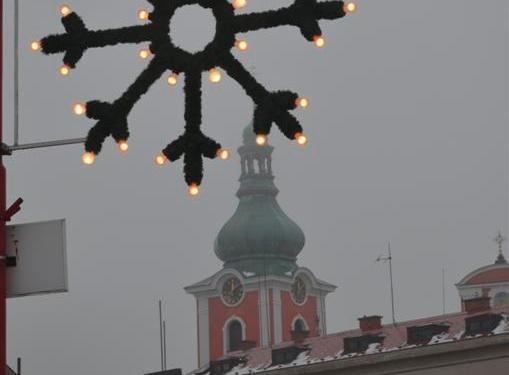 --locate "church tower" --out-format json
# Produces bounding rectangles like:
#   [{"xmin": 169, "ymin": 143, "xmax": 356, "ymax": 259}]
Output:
[{"xmin": 185, "ymin": 126, "xmax": 336, "ymax": 368}]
